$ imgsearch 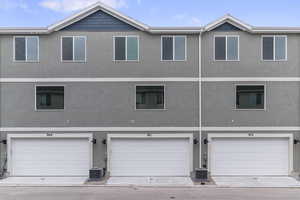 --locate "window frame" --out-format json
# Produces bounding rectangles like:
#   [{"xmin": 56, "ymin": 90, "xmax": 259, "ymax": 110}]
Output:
[
  {"xmin": 61, "ymin": 36, "xmax": 87, "ymax": 63},
  {"xmin": 161, "ymin": 35, "xmax": 187, "ymax": 62},
  {"xmin": 35, "ymin": 85, "xmax": 65, "ymax": 111},
  {"xmin": 113, "ymin": 35, "xmax": 140, "ymax": 62},
  {"xmin": 134, "ymin": 84, "xmax": 167, "ymax": 111},
  {"xmin": 13, "ymin": 36, "xmax": 39, "ymax": 62},
  {"xmin": 261, "ymin": 35, "xmax": 287, "ymax": 61},
  {"xmin": 213, "ymin": 35, "xmax": 240, "ymax": 61},
  {"xmin": 234, "ymin": 84, "xmax": 266, "ymax": 111}
]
